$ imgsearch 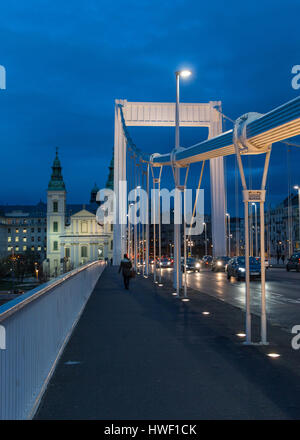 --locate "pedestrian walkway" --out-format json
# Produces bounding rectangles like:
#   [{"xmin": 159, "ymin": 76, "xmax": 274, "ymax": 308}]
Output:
[{"xmin": 35, "ymin": 267, "xmax": 300, "ymax": 420}]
